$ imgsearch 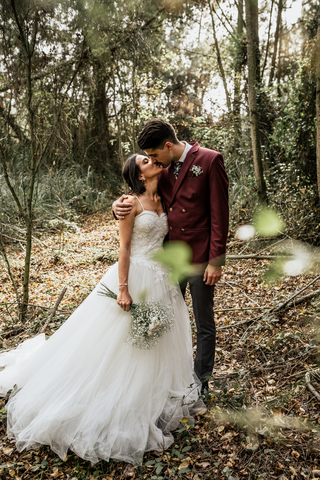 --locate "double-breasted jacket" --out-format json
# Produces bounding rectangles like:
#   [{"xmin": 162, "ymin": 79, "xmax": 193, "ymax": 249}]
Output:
[{"xmin": 158, "ymin": 142, "xmax": 229, "ymax": 265}]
